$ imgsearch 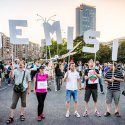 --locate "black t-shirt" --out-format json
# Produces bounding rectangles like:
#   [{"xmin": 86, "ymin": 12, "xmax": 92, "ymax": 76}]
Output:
[
  {"xmin": 85, "ymin": 68, "xmax": 99, "ymax": 89},
  {"xmin": 55, "ymin": 68, "xmax": 63, "ymax": 77}
]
